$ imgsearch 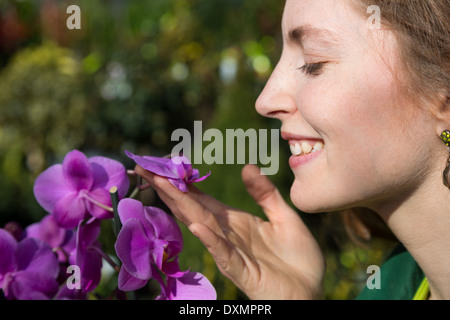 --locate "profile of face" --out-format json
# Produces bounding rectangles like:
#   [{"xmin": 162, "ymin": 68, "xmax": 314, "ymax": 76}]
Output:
[{"xmin": 256, "ymin": 0, "xmax": 439, "ymax": 214}]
